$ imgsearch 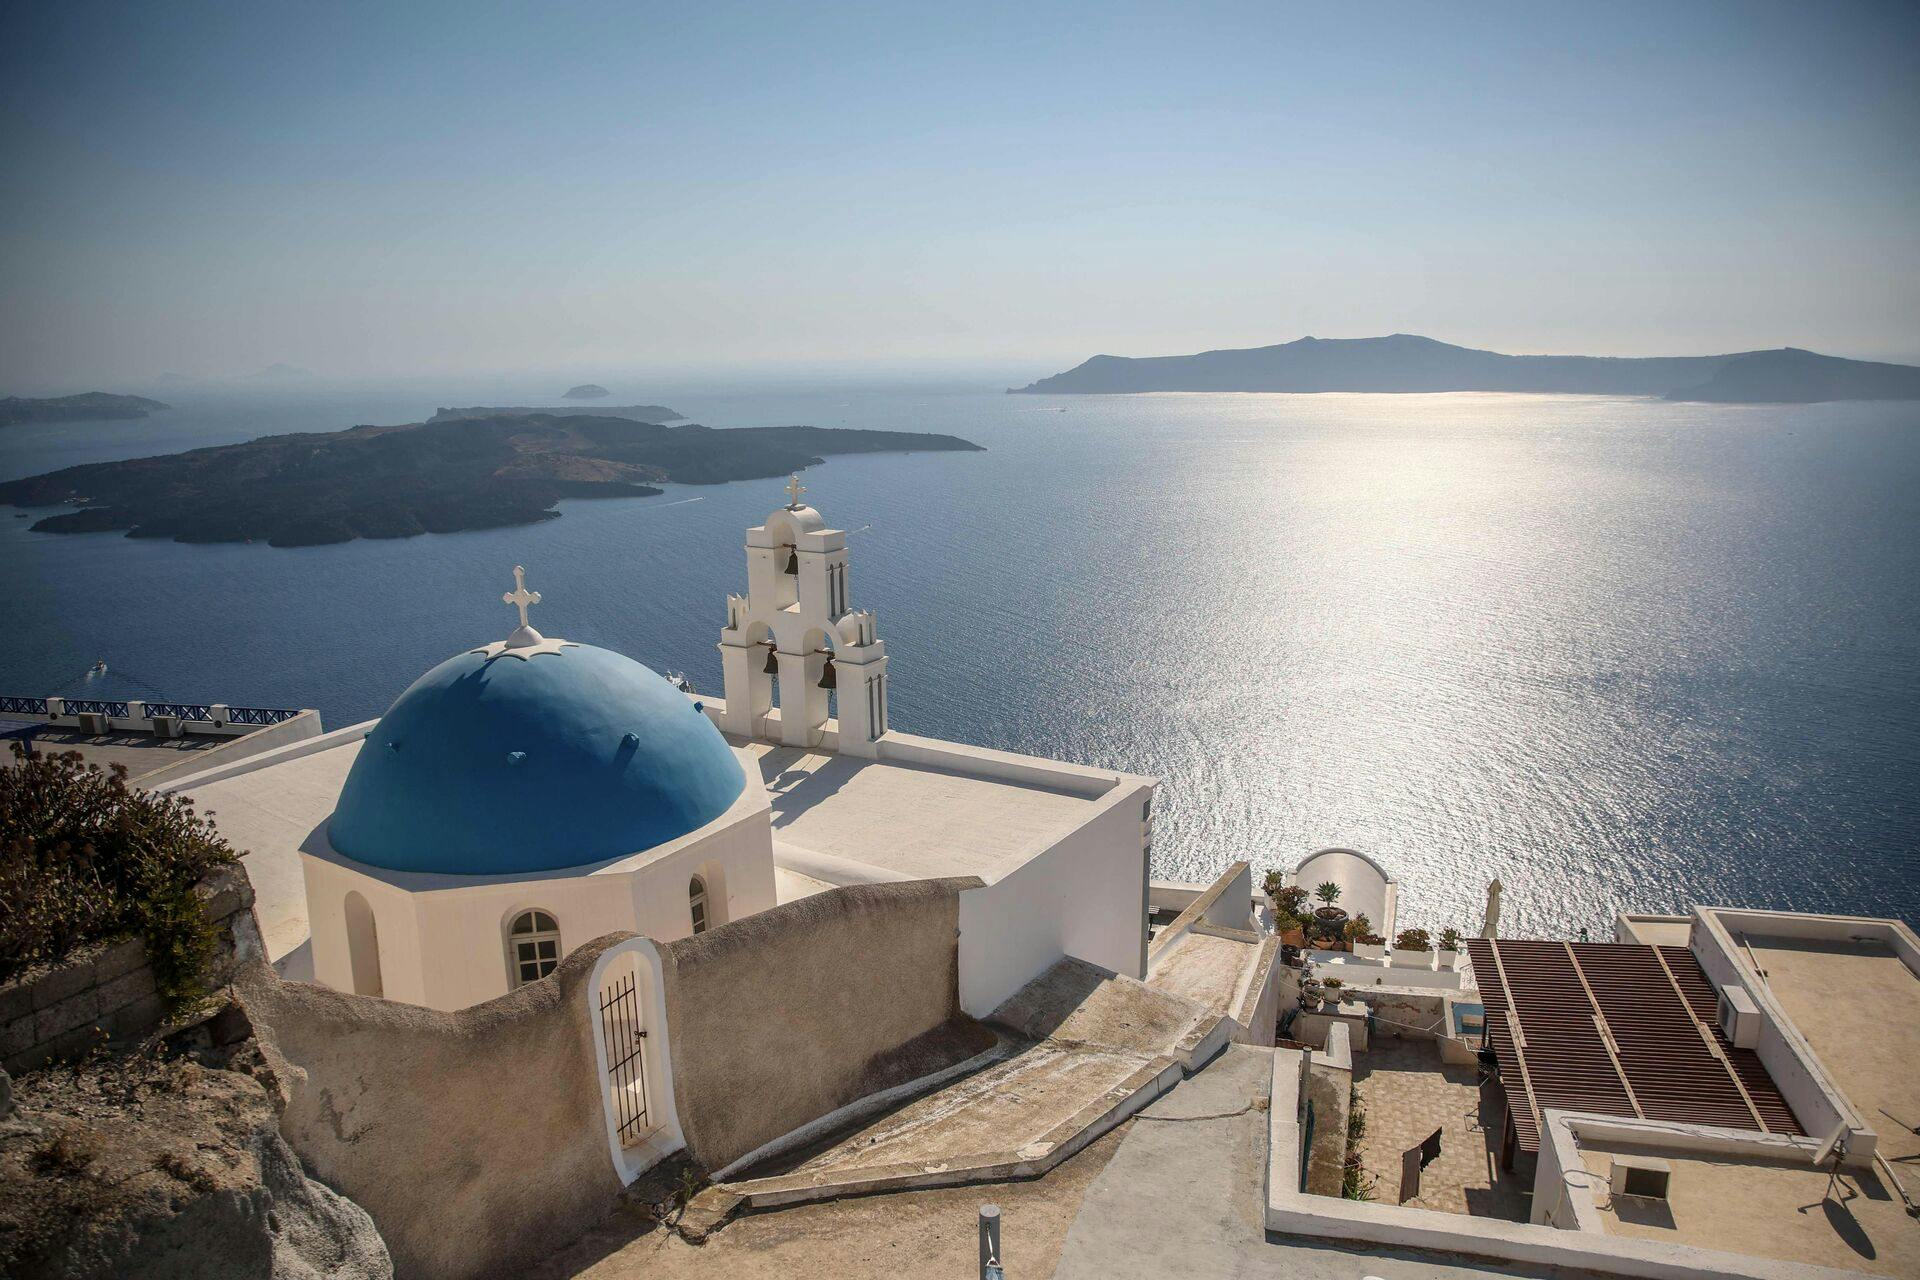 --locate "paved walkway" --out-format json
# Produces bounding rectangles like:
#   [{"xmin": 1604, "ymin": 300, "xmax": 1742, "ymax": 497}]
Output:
[
  {"xmin": 1054, "ymin": 1045, "xmax": 1596, "ymax": 1279},
  {"xmin": 1352, "ymin": 1039, "xmax": 1526, "ymax": 1219}
]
